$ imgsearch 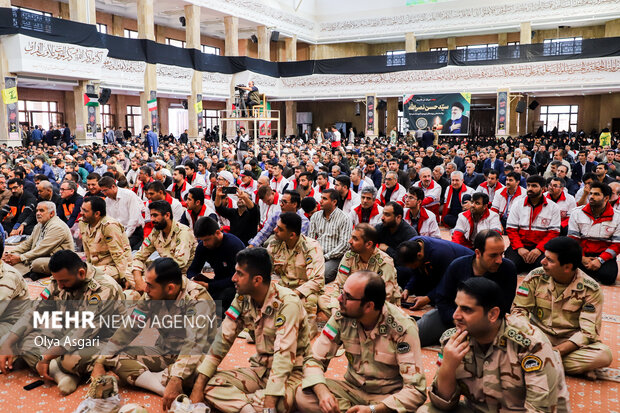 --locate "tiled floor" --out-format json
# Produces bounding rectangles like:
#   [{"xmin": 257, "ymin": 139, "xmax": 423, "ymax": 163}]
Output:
[{"xmin": 1, "ymin": 234, "xmax": 618, "ymax": 412}]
